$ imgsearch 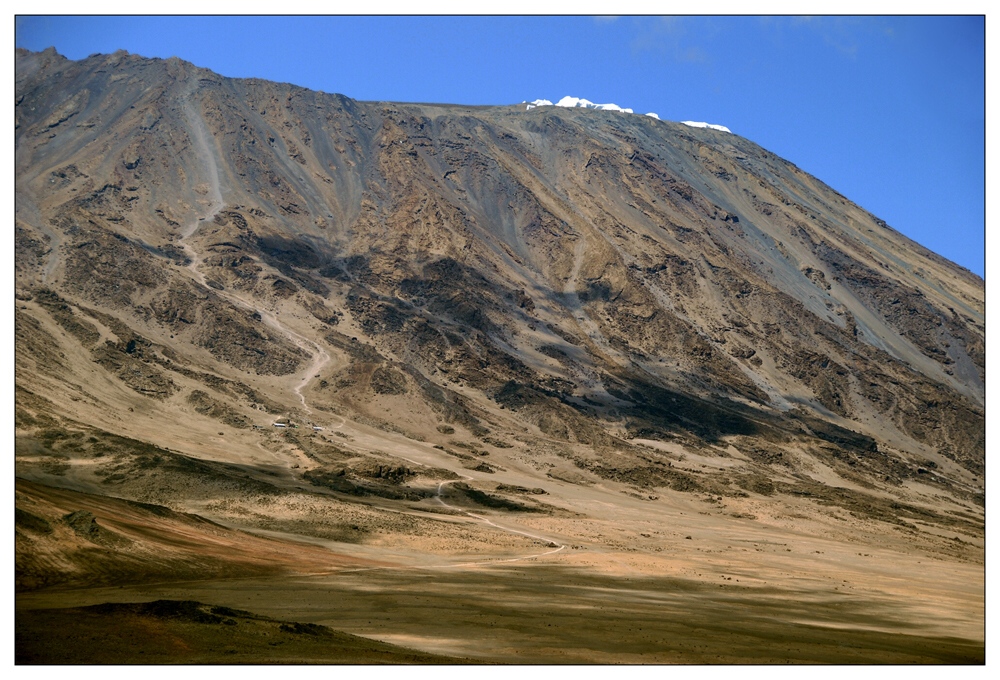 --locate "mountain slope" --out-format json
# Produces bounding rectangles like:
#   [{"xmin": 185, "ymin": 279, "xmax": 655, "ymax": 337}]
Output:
[
  {"xmin": 15, "ymin": 47, "xmax": 984, "ymax": 469},
  {"xmin": 14, "ymin": 48, "xmax": 984, "ymax": 663}
]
